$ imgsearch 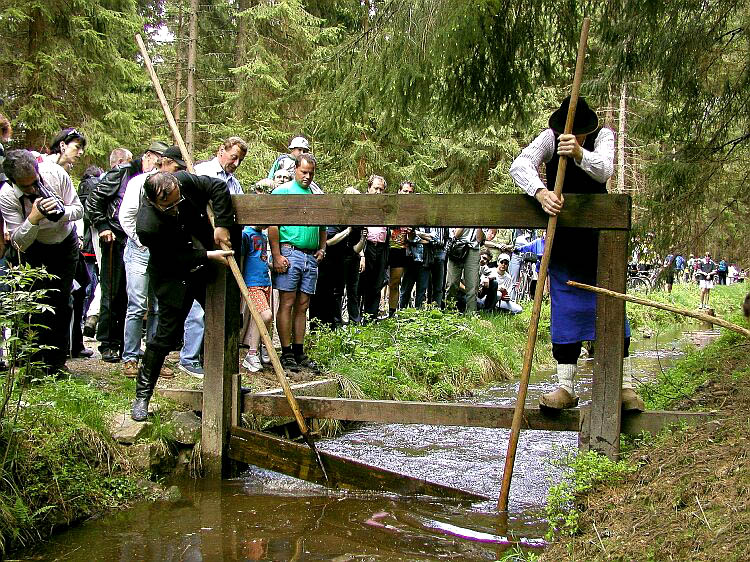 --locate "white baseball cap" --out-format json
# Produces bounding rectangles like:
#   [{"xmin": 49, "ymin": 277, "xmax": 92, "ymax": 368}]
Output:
[
  {"xmin": 288, "ymin": 136, "xmax": 309, "ymax": 150},
  {"xmin": 498, "ymin": 253, "xmax": 511, "ymax": 263}
]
